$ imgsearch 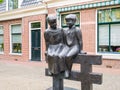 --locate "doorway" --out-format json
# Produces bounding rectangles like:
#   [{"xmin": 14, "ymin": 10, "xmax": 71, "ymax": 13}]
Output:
[
  {"xmin": 30, "ymin": 22, "xmax": 41, "ymax": 61},
  {"xmin": 31, "ymin": 30, "xmax": 41, "ymax": 61}
]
